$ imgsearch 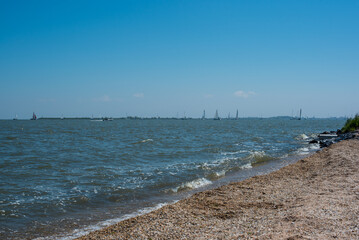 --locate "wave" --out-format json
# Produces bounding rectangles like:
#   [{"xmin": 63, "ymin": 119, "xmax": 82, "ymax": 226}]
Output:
[
  {"xmin": 296, "ymin": 143, "xmax": 320, "ymax": 155},
  {"xmin": 206, "ymin": 171, "xmax": 226, "ymax": 180},
  {"xmin": 240, "ymin": 163, "xmax": 252, "ymax": 169},
  {"xmin": 246, "ymin": 151, "xmax": 275, "ymax": 166},
  {"xmin": 295, "ymin": 134, "xmax": 309, "ymax": 140},
  {"xmin": 170, "ymin": 178, "xmax": 212, "ymax": 193},
  {"xmin": 220, "ymin": 150, "xmax": 248, "ymax": 156},
  {"xmin": 133, "ymin": 139, "xmax": 153, "ymax": 144}
]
